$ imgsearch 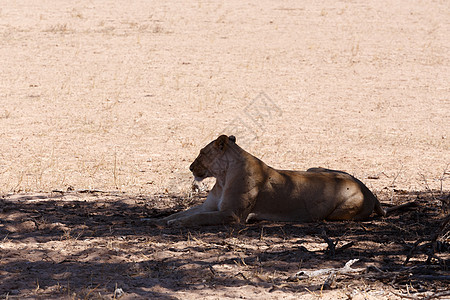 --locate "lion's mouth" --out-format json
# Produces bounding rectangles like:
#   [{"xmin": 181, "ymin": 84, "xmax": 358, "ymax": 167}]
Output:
[
  {"xmin": 193, "ymin": 176, "xmax": 205, "ymax": 182},
  {"xmin": 192, "ymin": 170, "xmax": 208, "ymax": 181}
]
